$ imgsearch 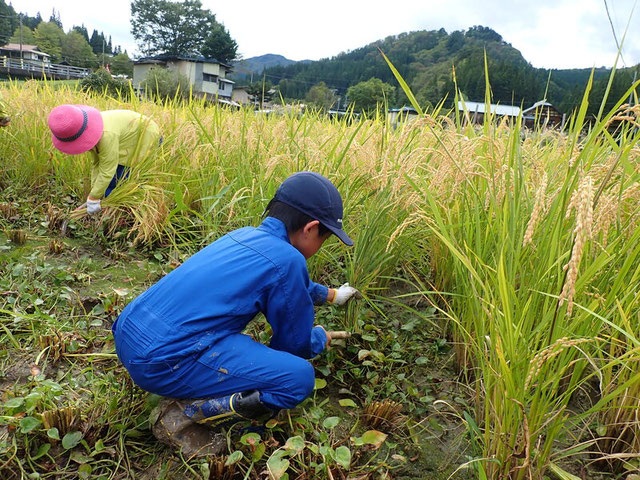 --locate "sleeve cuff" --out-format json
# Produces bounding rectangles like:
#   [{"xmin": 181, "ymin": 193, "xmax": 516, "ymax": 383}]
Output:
[
  {"xmin": 310, "ymin": 283, "xmax": 329, "ymax": 305},
  {"xmin": 310, "ymin": 326, "xmax": 327, "ymax": 357}
]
